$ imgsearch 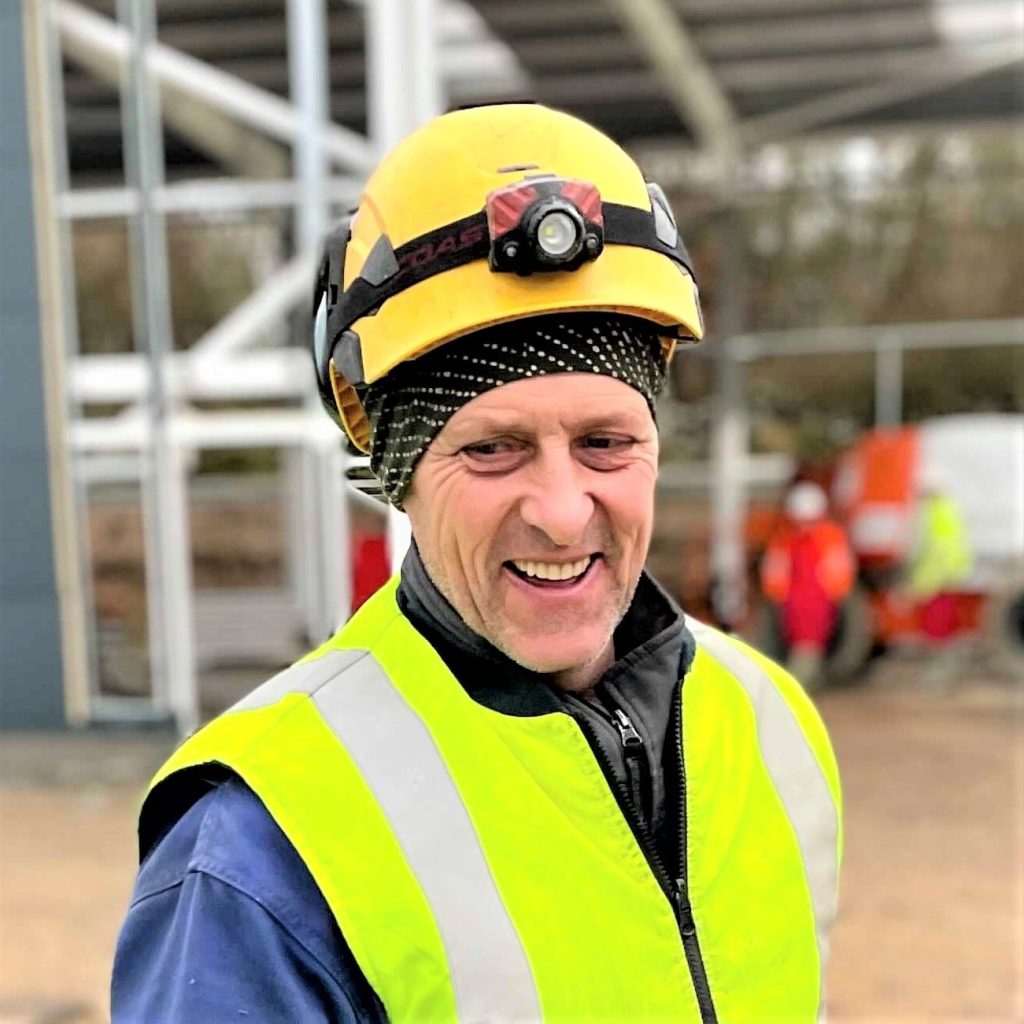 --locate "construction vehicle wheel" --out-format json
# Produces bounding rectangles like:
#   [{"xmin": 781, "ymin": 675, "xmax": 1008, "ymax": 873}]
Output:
[{"xmin": 984, "ymin": 579, "xmax": 1024, "ymax": 677}]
